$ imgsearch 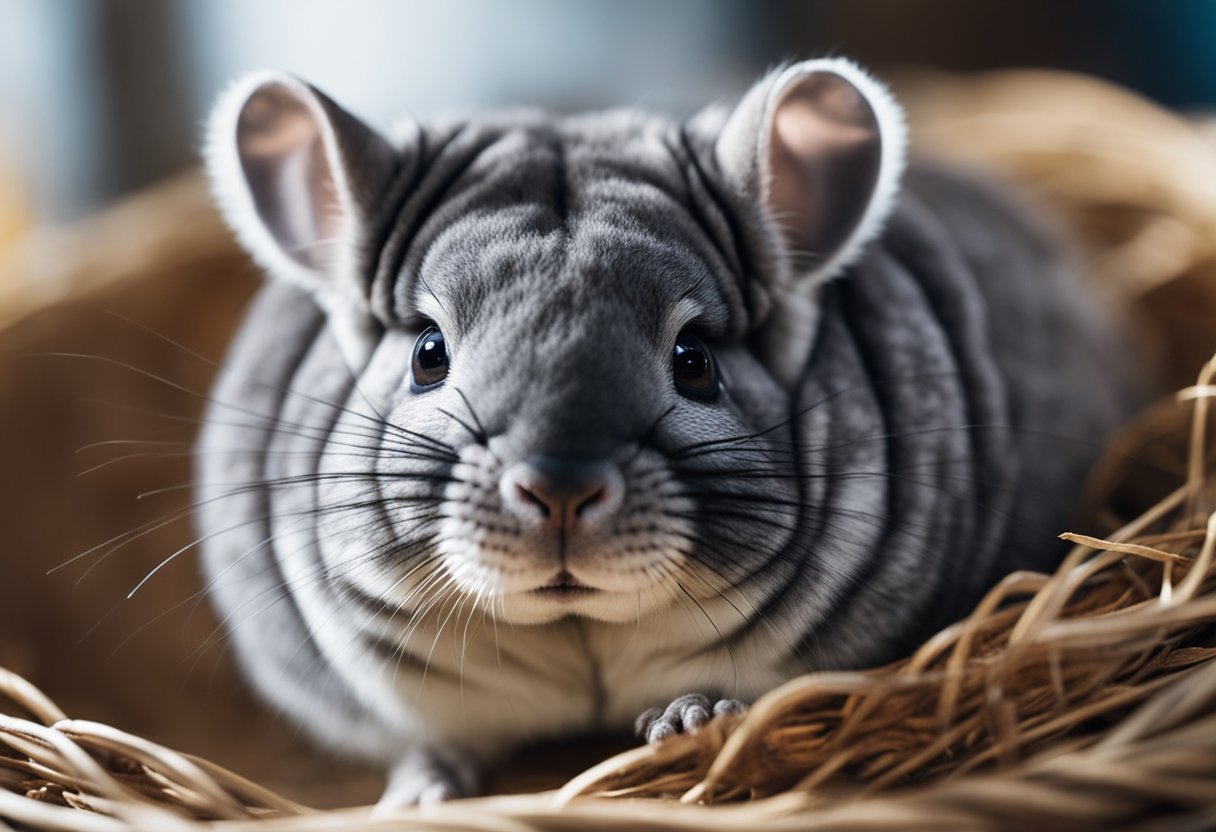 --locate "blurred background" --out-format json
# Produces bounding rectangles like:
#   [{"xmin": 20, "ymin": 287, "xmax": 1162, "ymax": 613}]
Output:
[
  {"xmin": 4, "ymin": 0, "xmax": 1216, "ymax": 807},
  {"xmin": 3, "ymin": 0, "xmax": 1216, "ymax": 230}
]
